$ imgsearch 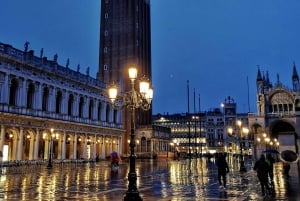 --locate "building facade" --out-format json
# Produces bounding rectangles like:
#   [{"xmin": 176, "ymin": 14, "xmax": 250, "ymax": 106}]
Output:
[
  {"xmin": 0, "ymin": 42, "xmax": 124, "ymax": 162},
  {"xmin": 153, "ymin": 97, "xmax": 251, "ymax": 158},
  {"xmin": 99, "ymin": 0, "xmax": 153, "ymax": 154},
  {"xmin": 249, "ymin": 65, "xmax": 300, "ymax": 159}
]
